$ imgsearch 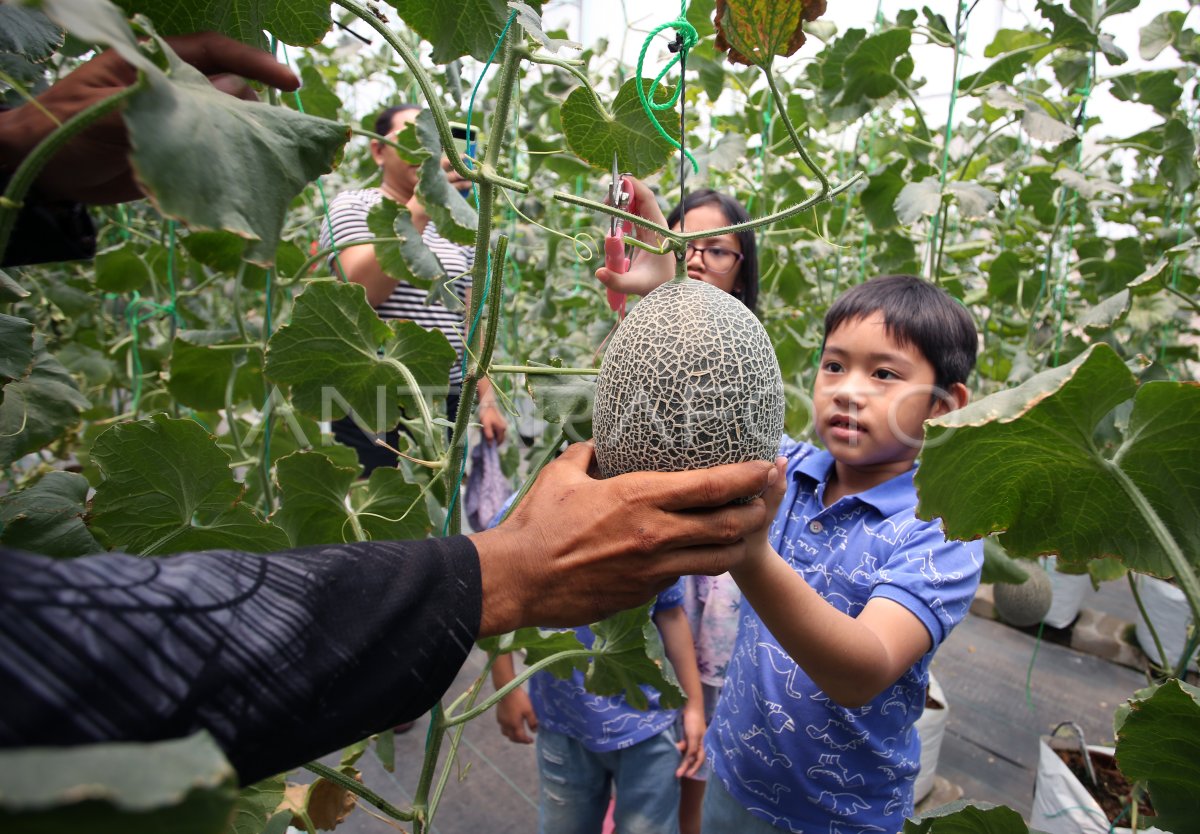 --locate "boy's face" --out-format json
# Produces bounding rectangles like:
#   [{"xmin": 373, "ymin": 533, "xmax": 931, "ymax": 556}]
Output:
[{"xmin": 813, "ymin": 313, "xmax": 959, "ymax": 480}]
